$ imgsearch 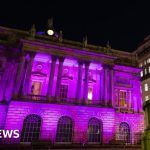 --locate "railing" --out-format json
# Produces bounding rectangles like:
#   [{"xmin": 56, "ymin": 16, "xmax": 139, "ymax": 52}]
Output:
[
  {"xmin": 115, "ymin": 107, "xmax": 134, "ymax": 113},
  {"xmin": 0, "ymin": 131, "xmax": 143, "ymax": 146},
  {"xmin": 21, "ymin": 94, "xmax": 47, "ymax": 101}
]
